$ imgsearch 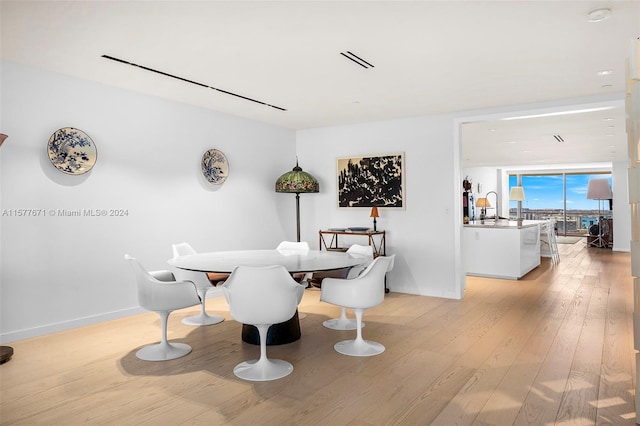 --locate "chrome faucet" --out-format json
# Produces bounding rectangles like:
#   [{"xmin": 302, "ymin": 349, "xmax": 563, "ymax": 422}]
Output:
[{"xmin": 486, "ymin": 191, "xmax": 499, "ymax": 225}]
